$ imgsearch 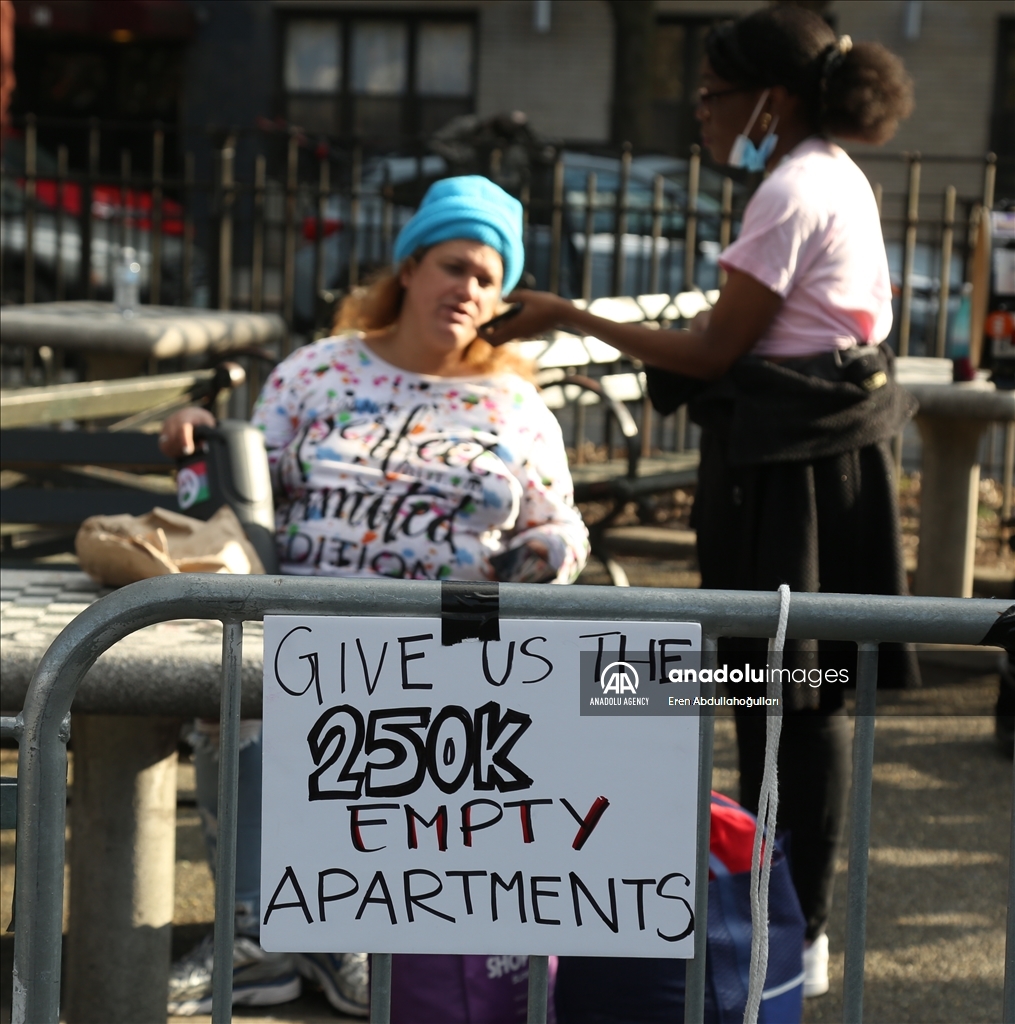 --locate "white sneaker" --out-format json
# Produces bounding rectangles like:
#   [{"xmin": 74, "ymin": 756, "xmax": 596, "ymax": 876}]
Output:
[
  {"xmin": 295, "ymin": 952, "xmax": 369, "ymax": 1017},
  {"xmin": 168, "ymin": 934, "xmax": 301, "ymax": 1016},
  {"xmin": 803, "ymin": 932, "xmax": 830, "ymax": 997}
]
